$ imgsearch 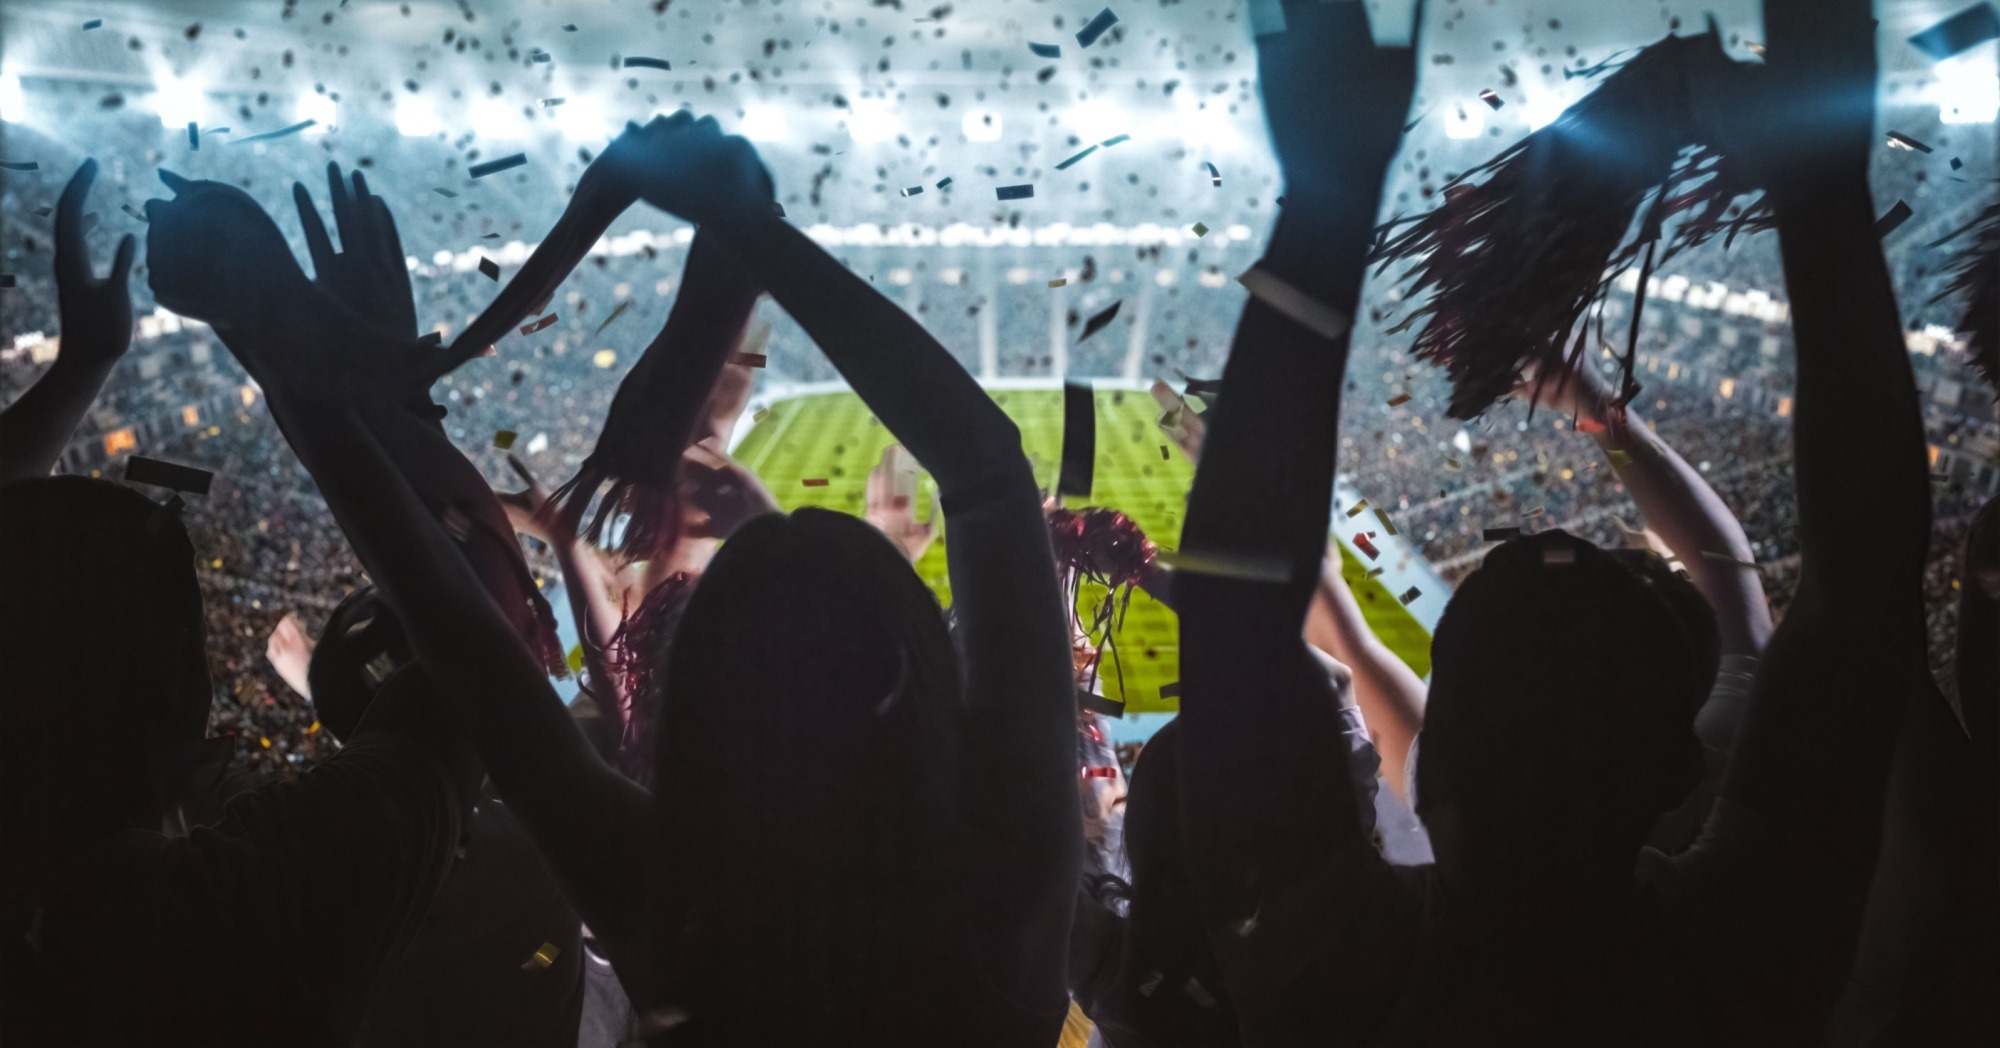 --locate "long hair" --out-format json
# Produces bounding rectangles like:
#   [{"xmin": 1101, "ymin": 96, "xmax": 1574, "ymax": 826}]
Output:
[{"xmin": 645, "ymin": 507, "xmax": 967, "ymax": 1042}]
